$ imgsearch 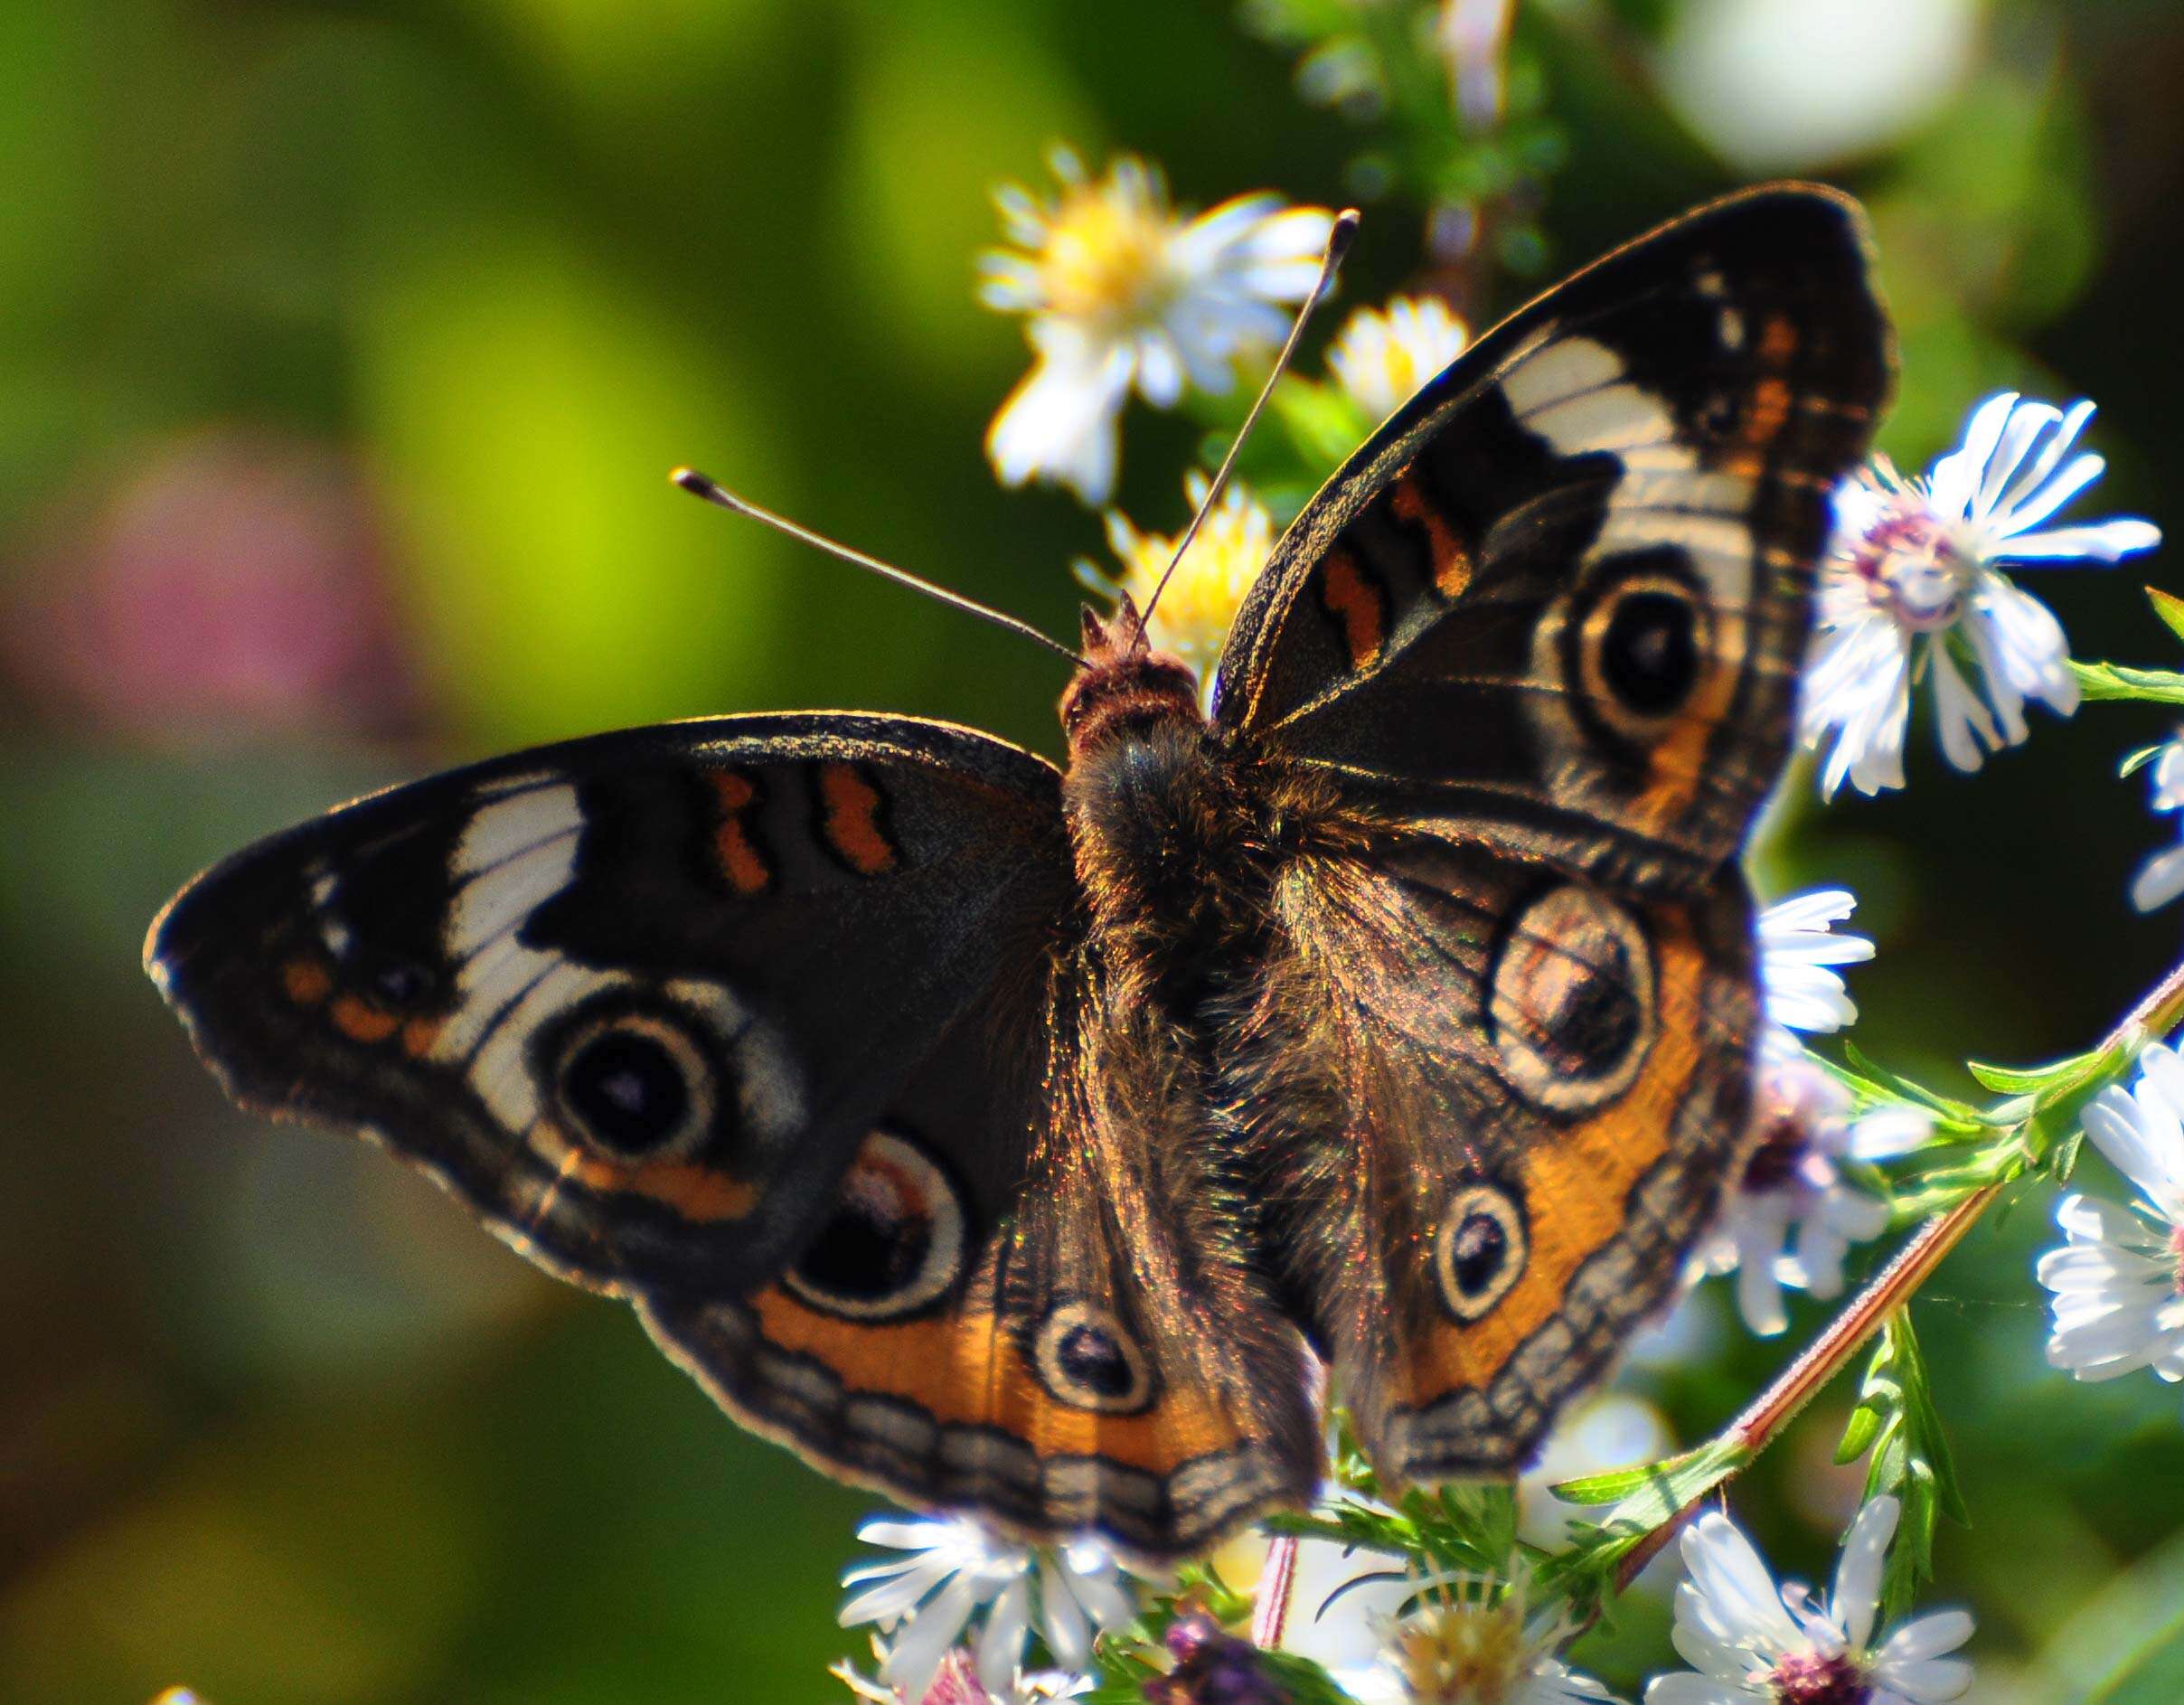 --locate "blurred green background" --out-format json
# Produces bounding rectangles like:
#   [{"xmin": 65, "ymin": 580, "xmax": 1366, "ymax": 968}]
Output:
[{"xmin": 5, "ymin": 1, "xmax": 2184, "ymax": 1700}]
